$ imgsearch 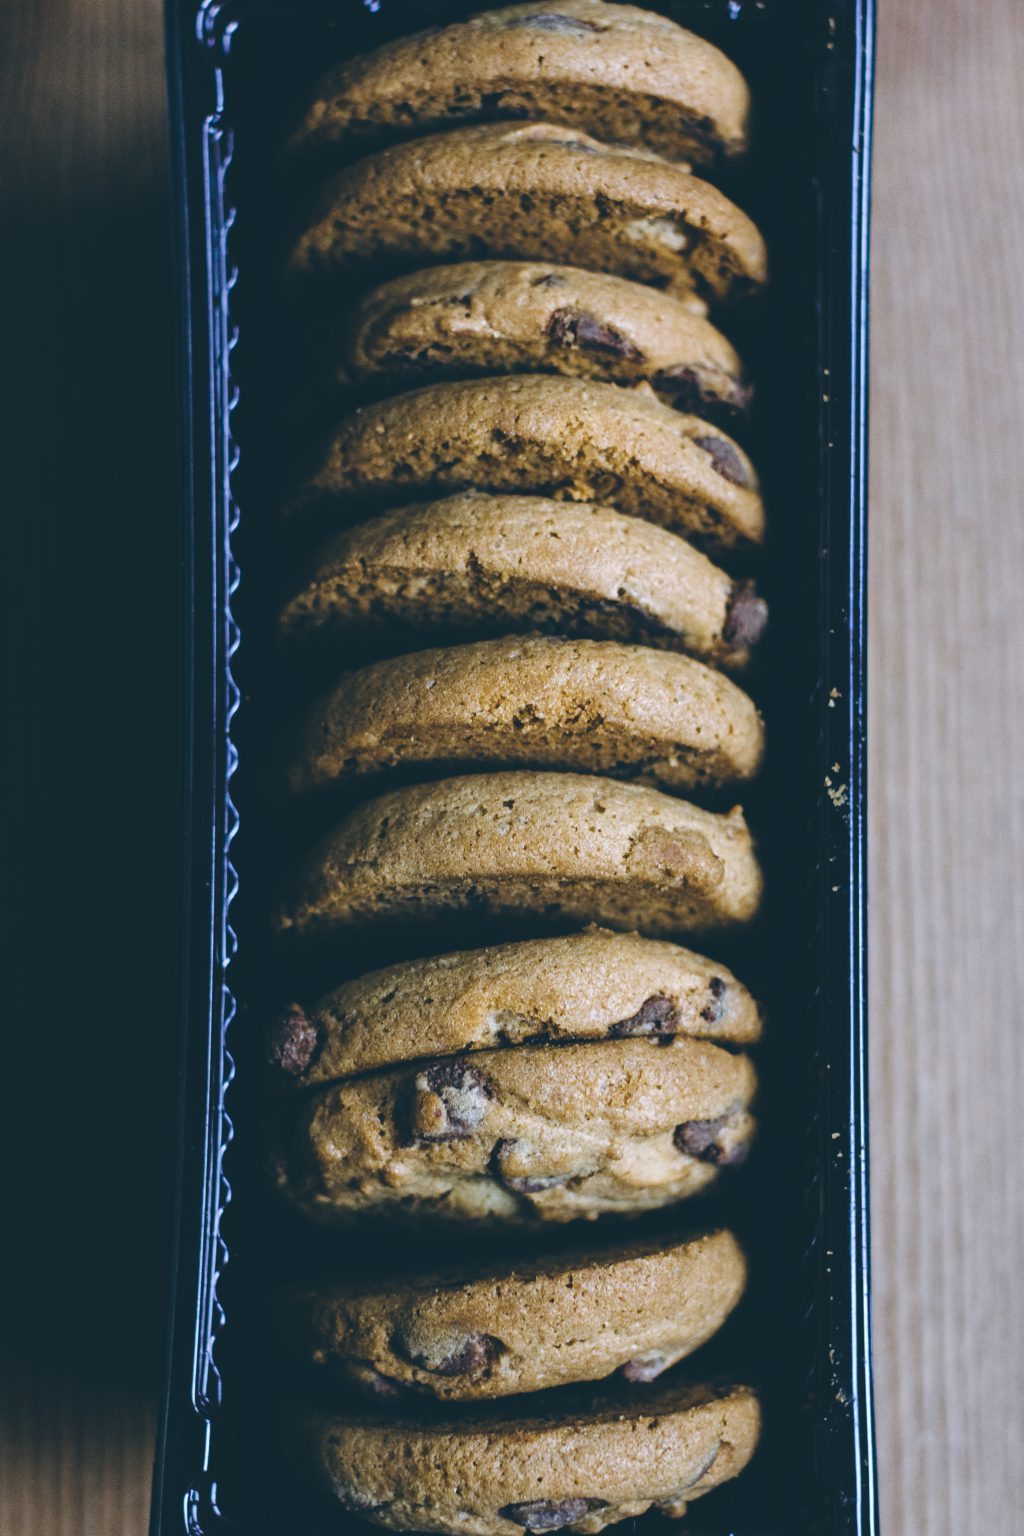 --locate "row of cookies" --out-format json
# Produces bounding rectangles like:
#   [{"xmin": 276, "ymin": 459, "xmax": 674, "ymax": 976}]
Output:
[
  {"xmin": 269, "ymin": 927, "xmax": 760, "ymax": 1222},
  {"xmin": 270, "ymin": 937, "xmax": 764, "ymax": 1529},
  {"xmin": 269, "ymin": 4, "xmax": 769, "ymax": 1531}
]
